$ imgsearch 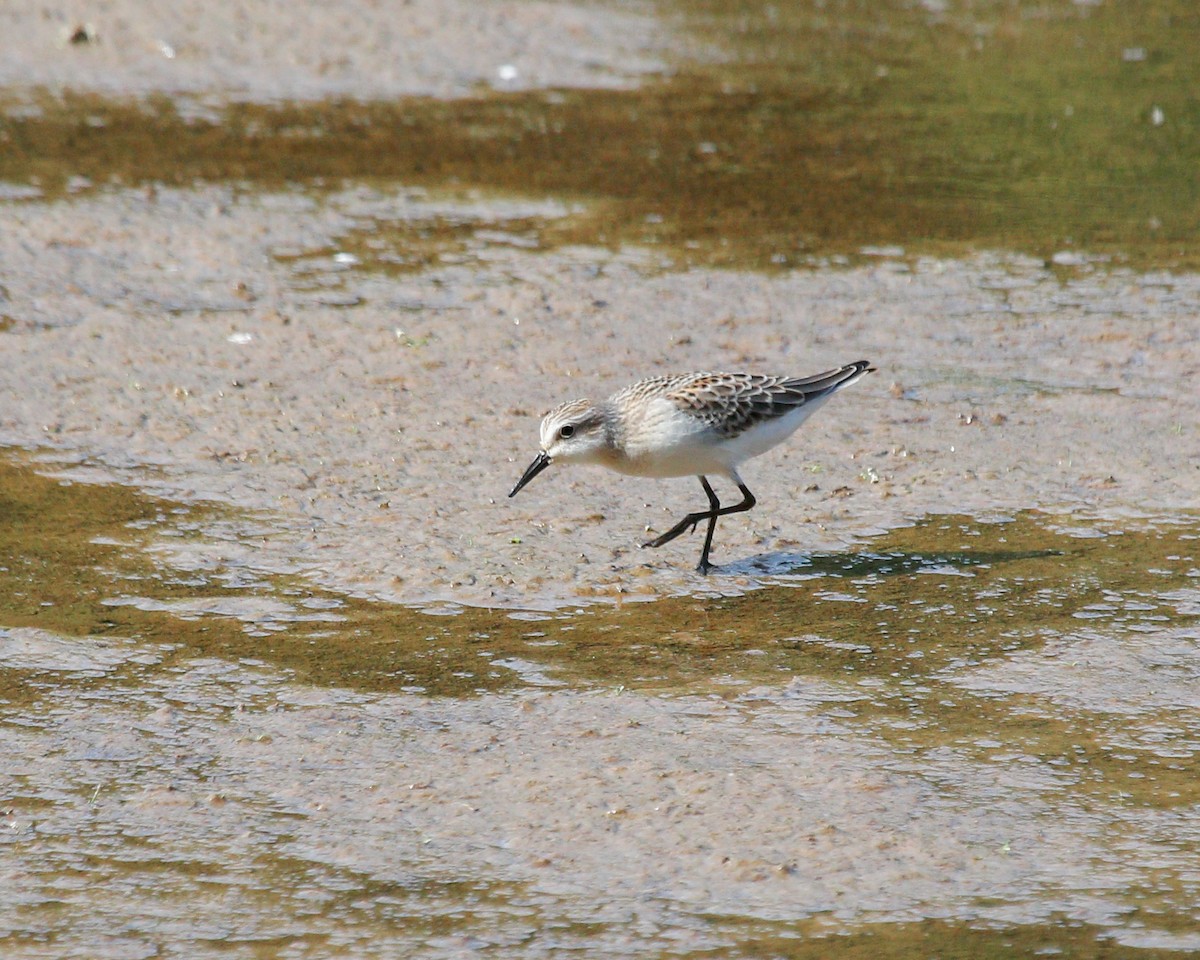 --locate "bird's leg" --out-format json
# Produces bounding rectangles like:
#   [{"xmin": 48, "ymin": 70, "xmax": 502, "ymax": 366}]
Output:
[
  {"xmin": 643, "ymin": 478, "xmax": 757, "ymax": 575},
  {"xmin": 696, "ymin": 480, "xmax": 755, "ymax": 574},
  {"xmin": 695, "ymin": 476, "xmax": 722, "ymax": 573},
  {"xmin": 642, "ymin": 476, "xmax": 720, "ymax": 550}
]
